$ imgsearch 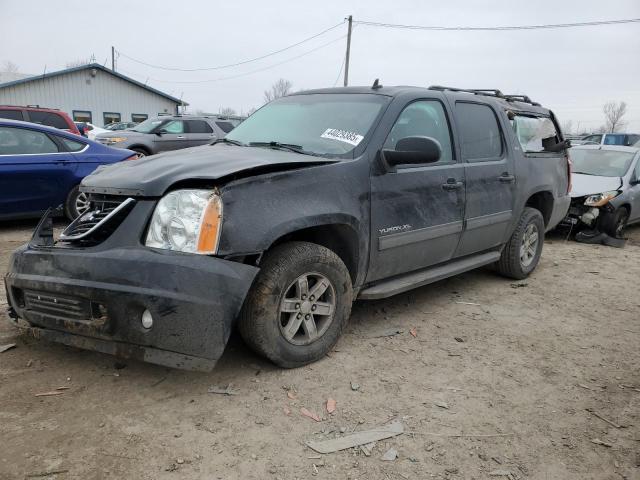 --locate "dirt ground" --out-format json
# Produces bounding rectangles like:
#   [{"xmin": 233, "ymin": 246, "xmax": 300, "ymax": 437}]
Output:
[{"xmin": 0, "ymin": 221, "xmax": 639, "ymax": 480}]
